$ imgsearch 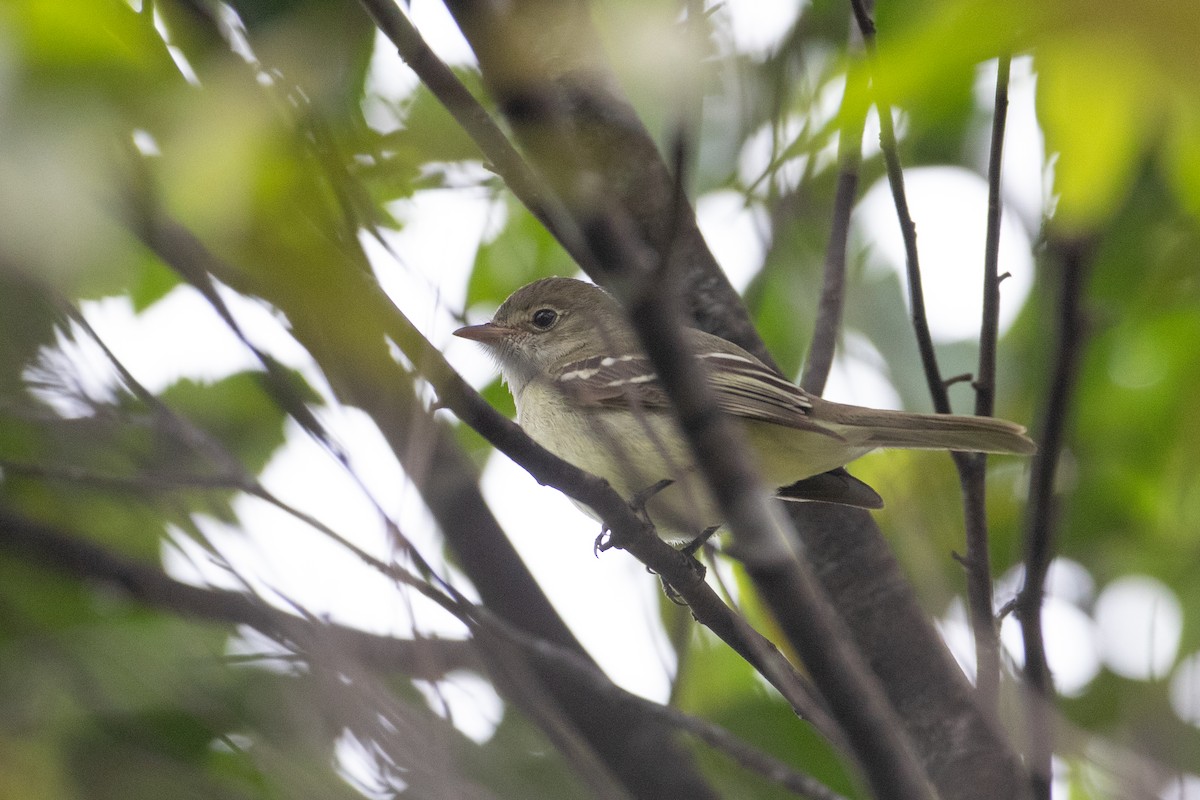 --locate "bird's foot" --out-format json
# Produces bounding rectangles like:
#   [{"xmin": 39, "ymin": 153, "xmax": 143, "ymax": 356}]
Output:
[{"xmin": 594, "ymin": 479, "xmax": 675, "ymax": 556}]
